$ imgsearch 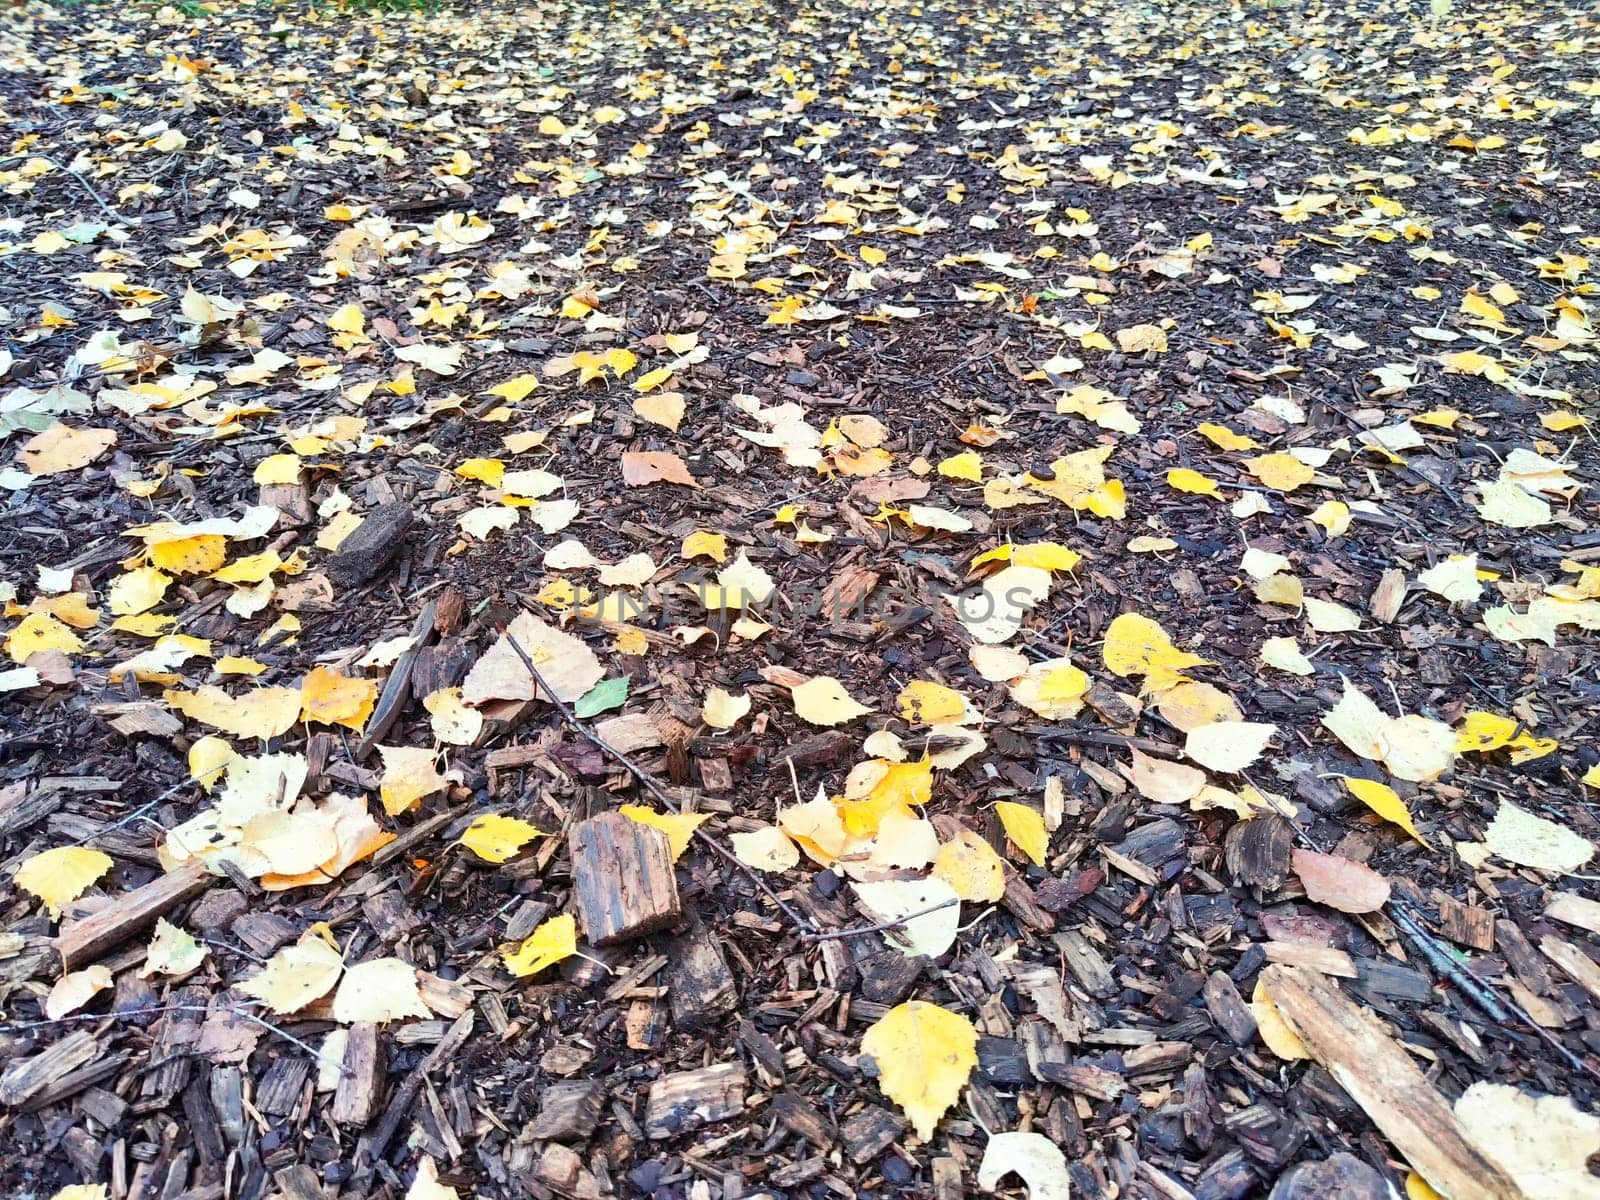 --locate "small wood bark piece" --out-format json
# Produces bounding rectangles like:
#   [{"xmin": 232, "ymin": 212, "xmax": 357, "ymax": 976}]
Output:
[
  {"xmin": 56, "ymin": 862, "xmax": 214, "ymax": 971},
  {"xmin": 644, "ymin": 1062, "xmax": 746, "ymax": 1139},
  {"xmin": 331, "ymin": 1023, "xmax": 385, "ymax": 1126},
  {"xmin": 1257, "ymin": 964, "xmax": 1520, "ymax": 1200},
  {"xmin": 526, "ymin": 1079, "xmax": 606, "ymax": 1142},
  {"xmin": 568, "ymin": 812, "xmax": 682, "ymax": 946},
  {"xmin": 327, "ymin": 501, "xmax": 413, "ymax": 587}
]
